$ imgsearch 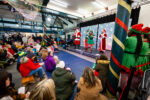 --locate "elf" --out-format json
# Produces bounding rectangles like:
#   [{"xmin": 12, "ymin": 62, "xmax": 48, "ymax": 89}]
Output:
[
  {"xmin": 87, "ymin": 30, "xmax": 96, "ymax": 53},
  {"xmin": 122, "ymin": 24, "xmax": 150, "ymax": 74}
]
